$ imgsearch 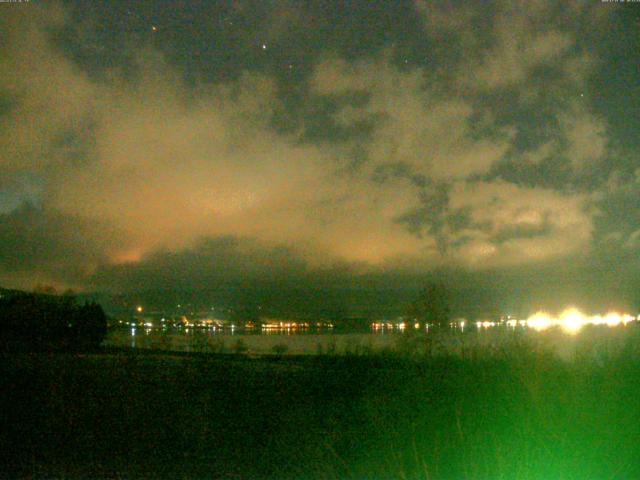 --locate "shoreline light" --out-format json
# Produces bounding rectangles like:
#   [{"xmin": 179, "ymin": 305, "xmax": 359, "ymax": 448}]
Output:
[{"xmin": 519, "ymin": 308, "xmax": 635, "ymax": 334}]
